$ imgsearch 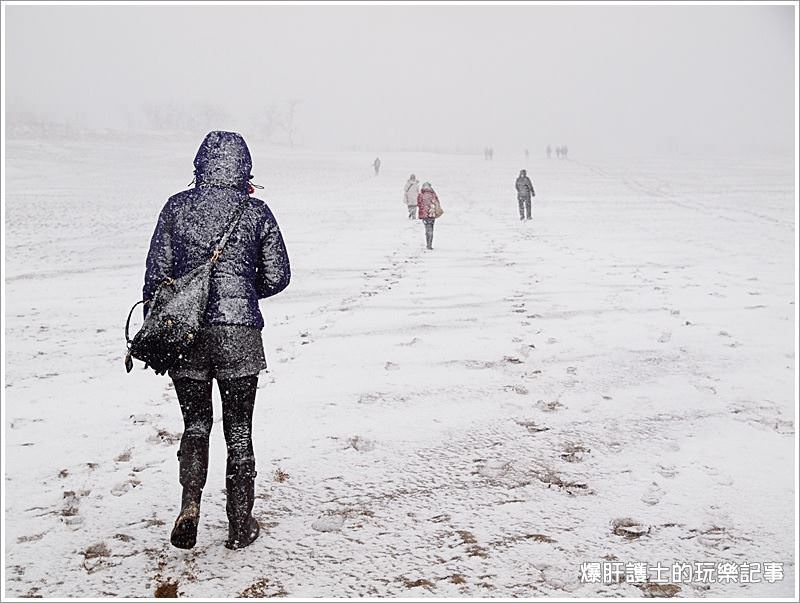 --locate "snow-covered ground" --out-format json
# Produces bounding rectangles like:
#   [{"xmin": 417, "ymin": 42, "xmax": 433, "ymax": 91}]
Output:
[{"xmin": 3, "ymin": 136, "xmax": 796, "ymax": 598}]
